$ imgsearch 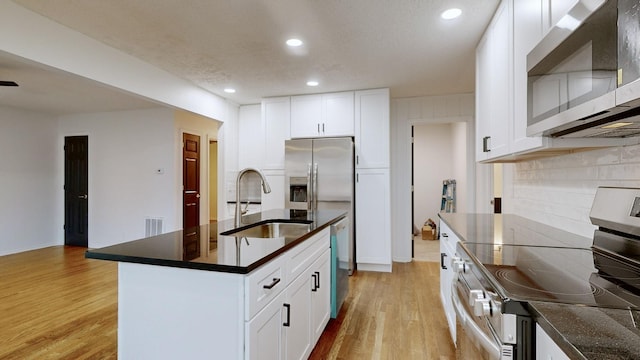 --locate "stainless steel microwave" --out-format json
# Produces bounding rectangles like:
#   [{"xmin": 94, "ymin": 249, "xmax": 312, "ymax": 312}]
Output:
[{"xmin": 527, "ymin": 0, "xmax": 640, "ymax": 138}]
